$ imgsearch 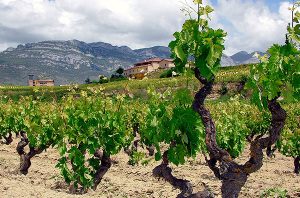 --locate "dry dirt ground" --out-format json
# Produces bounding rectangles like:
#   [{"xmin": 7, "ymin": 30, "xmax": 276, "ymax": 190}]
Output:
[{"xmin": 0, "ymin": 140, "xmax": 299, "ymax": 198}]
